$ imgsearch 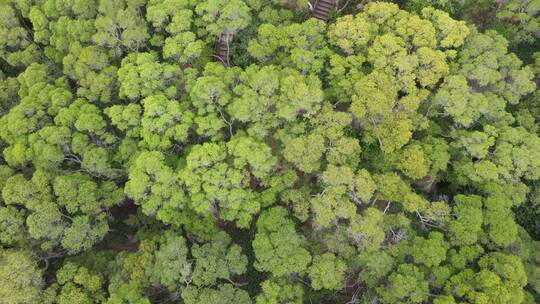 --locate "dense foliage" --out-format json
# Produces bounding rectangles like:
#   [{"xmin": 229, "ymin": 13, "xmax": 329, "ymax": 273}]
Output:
[{"xmin": 1, "ymin": 0, "xmax": 540, "ymax": 303}]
